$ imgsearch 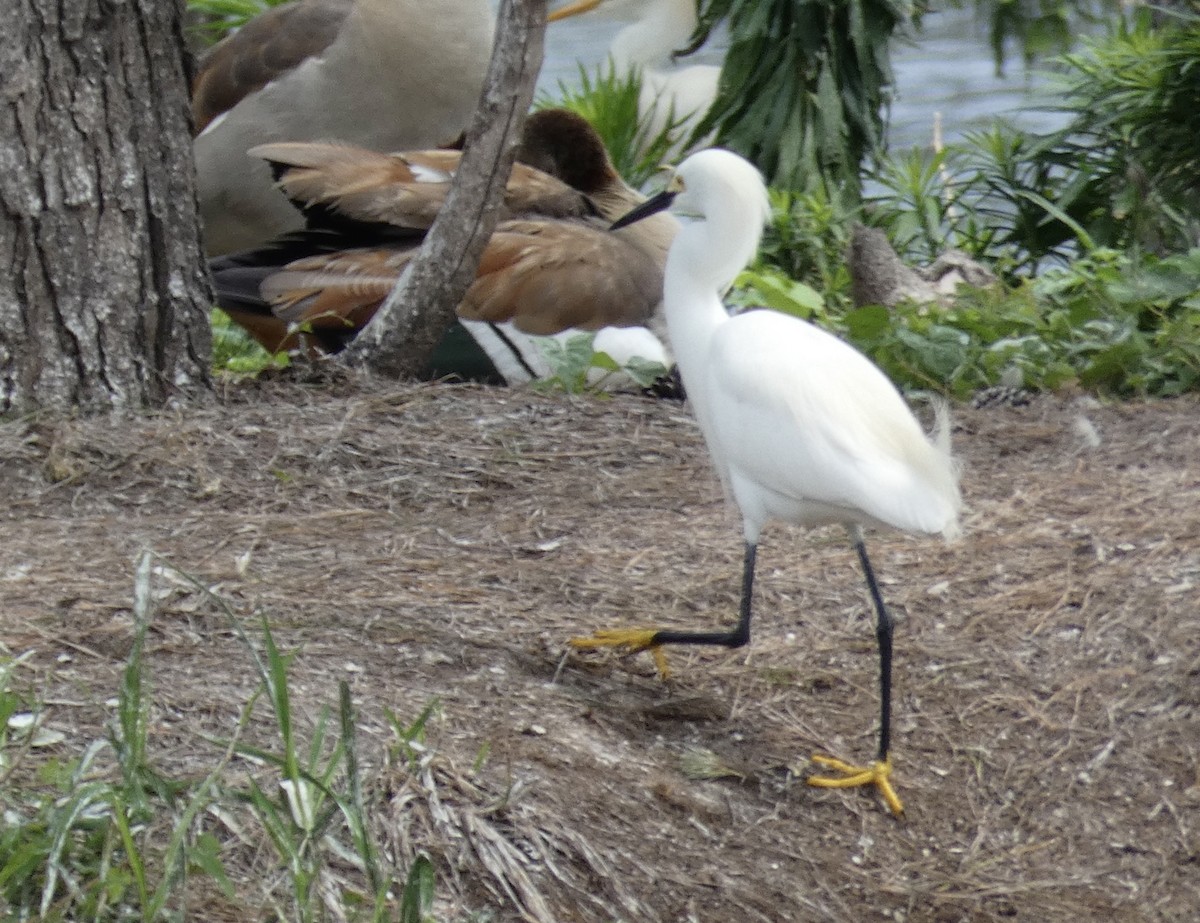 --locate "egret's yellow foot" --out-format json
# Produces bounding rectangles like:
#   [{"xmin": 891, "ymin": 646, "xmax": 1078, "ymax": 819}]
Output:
[
  {"xmin": 808, "ymin": 754, "xmax": 905, "ymax": 817},
  {"xmin": 569, "ymin": 628, "xmax": 670, "ymax": 678}
]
